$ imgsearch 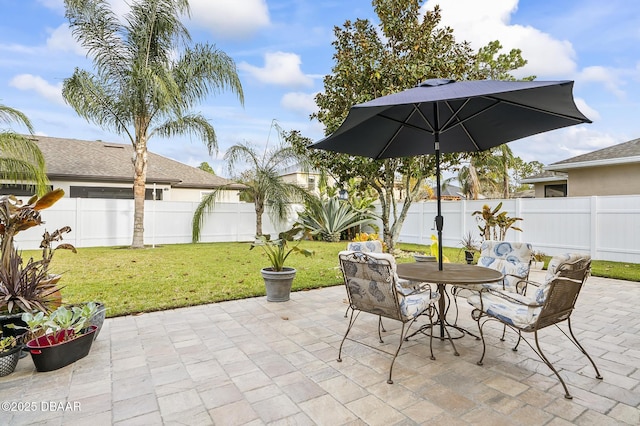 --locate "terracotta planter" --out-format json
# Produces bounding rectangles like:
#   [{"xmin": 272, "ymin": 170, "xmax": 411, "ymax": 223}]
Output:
[
  {"xmin": 26, "ymin": 326, "xmax": 97, "ymax": 372},
  {"xmin": 261, "ymin": 267, "xmax": 296, "ymax": 302}
]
